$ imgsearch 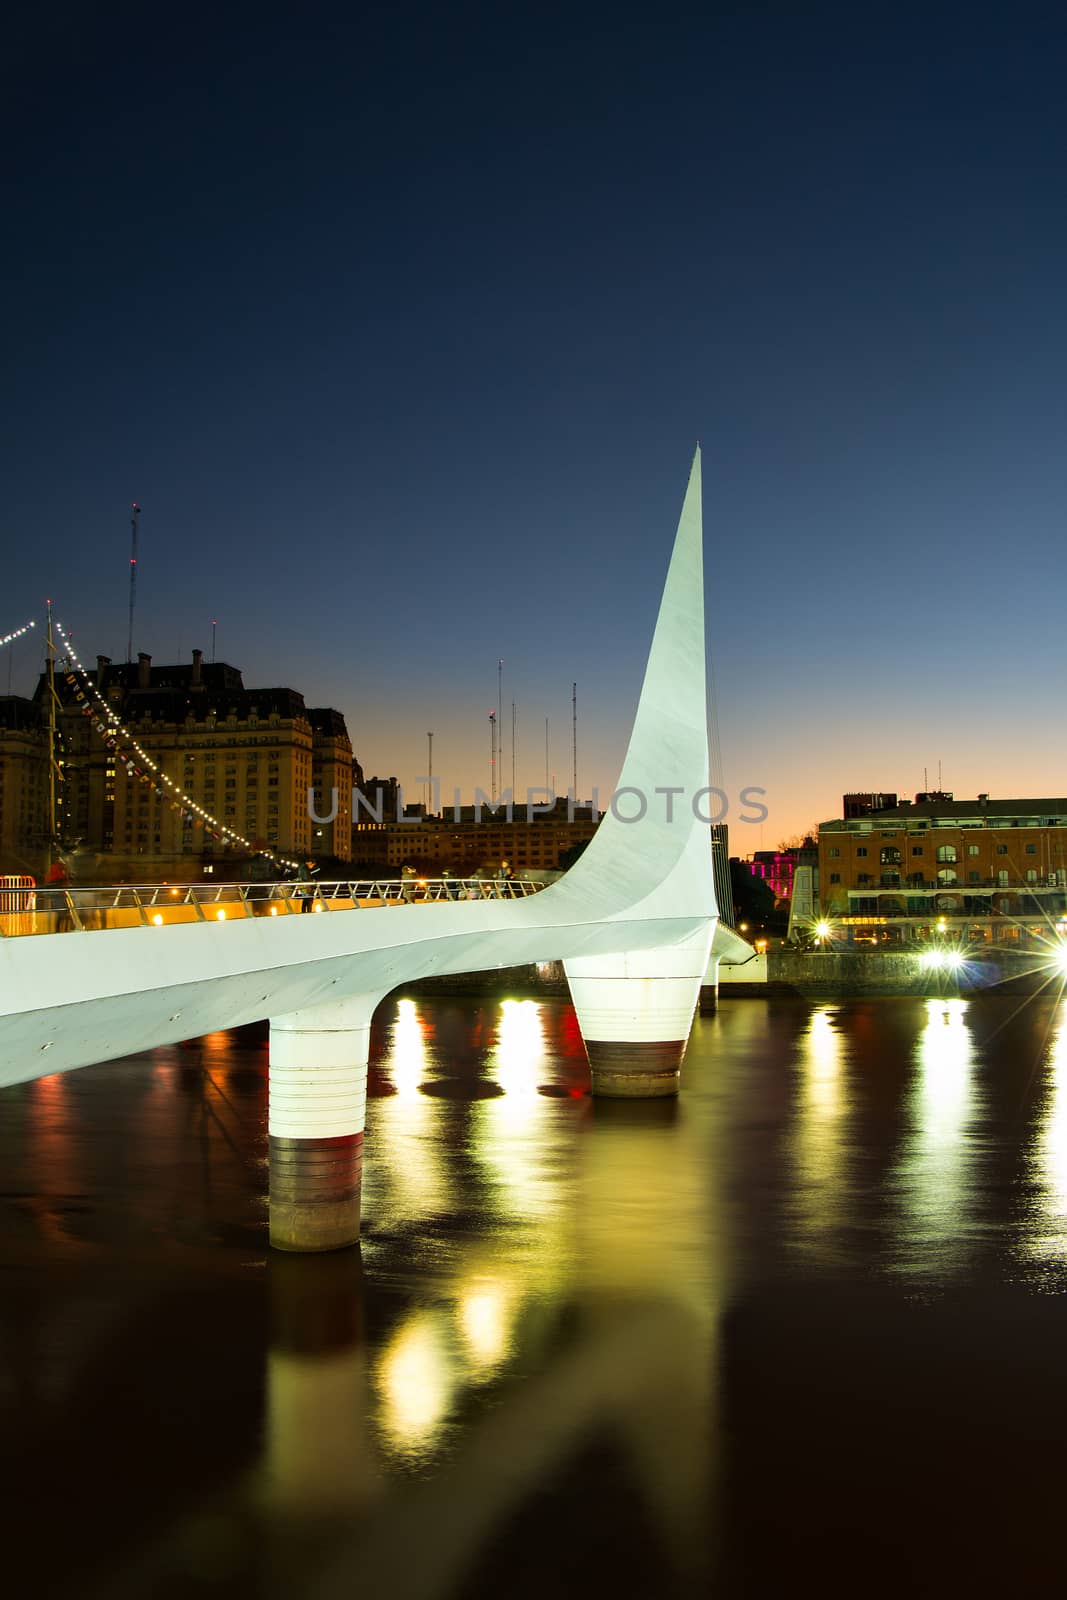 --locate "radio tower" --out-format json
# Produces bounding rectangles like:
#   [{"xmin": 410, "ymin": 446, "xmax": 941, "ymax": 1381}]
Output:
[
  {"xmin": 489, "ymin": 711, "xmax": 498, "ymax": 804},
  {"xmin": 126, "ymin": 503, "xmax": 142, "ymax": 663}
]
